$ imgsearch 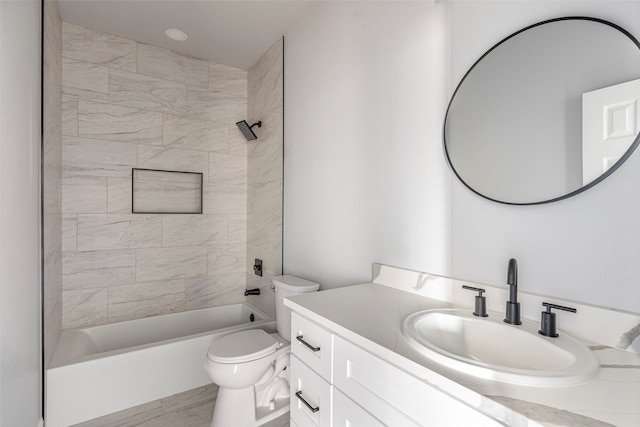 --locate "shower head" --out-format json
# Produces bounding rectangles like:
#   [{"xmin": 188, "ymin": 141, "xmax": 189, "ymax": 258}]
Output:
[{"xmin": 236, "ymin": 120, "xmax": 262, "ymax": 141}]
